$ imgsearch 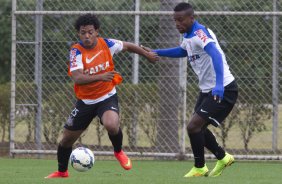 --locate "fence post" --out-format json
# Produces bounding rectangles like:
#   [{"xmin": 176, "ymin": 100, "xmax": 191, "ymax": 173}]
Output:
[
  {"xmin": 10, "ymin": 0, "xmax": 17, "ymax": 158},
  {"xmin": 35, "ymin": 0, "xmax": 43, "ymax": 155},
  {"xmin": 179, "ymin": 57, "xmax": 187, "ymax": 158},
  {"xmin": 130, "ymin": 0, "xmax": 141, "ymax": 146},
  {"xmin": 272, "ymin": 0, "xmax": 279, "ymax": 151}
]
